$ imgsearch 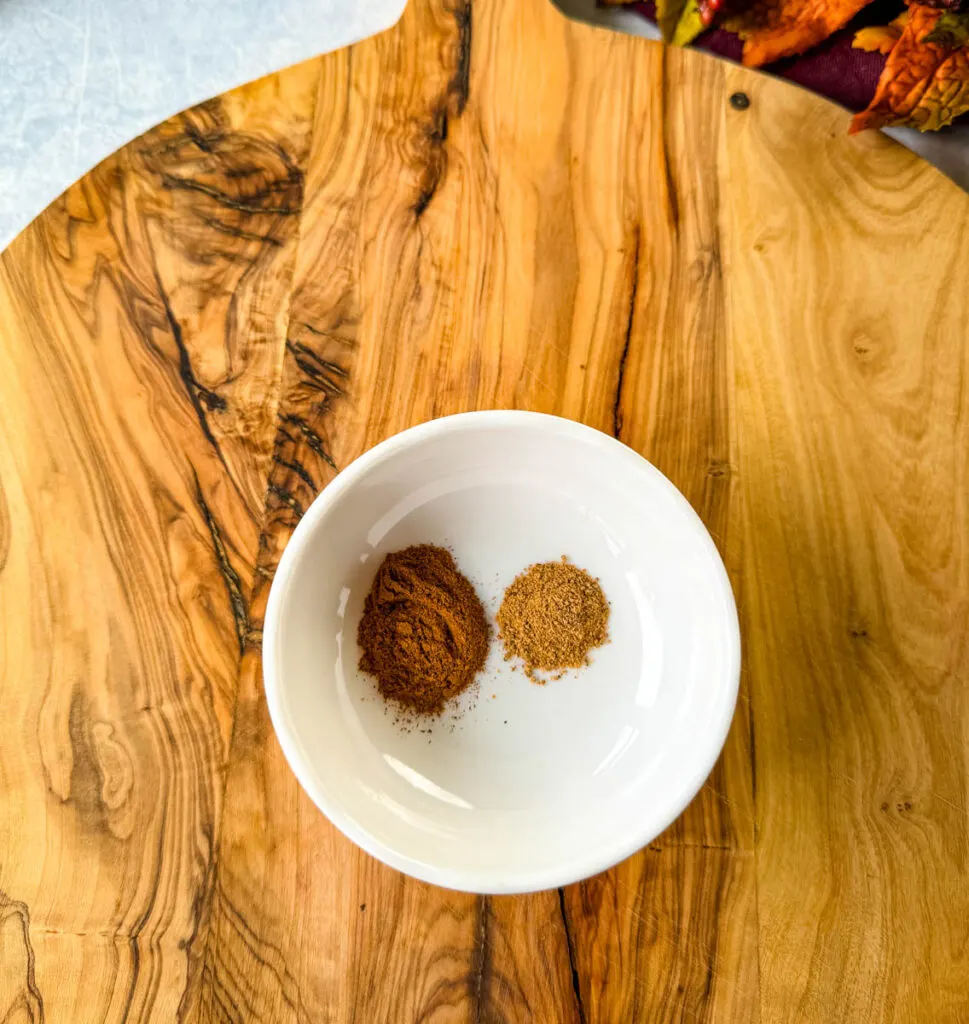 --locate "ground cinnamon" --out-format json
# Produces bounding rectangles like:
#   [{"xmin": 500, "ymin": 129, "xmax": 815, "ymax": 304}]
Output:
[
  {"xmin": 357, "ymin": 545, "xmax": 489, "ymax": 715},
  {"xmin": 497, "ymin": 558, "xmax": 609, "ymax": 681}
]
